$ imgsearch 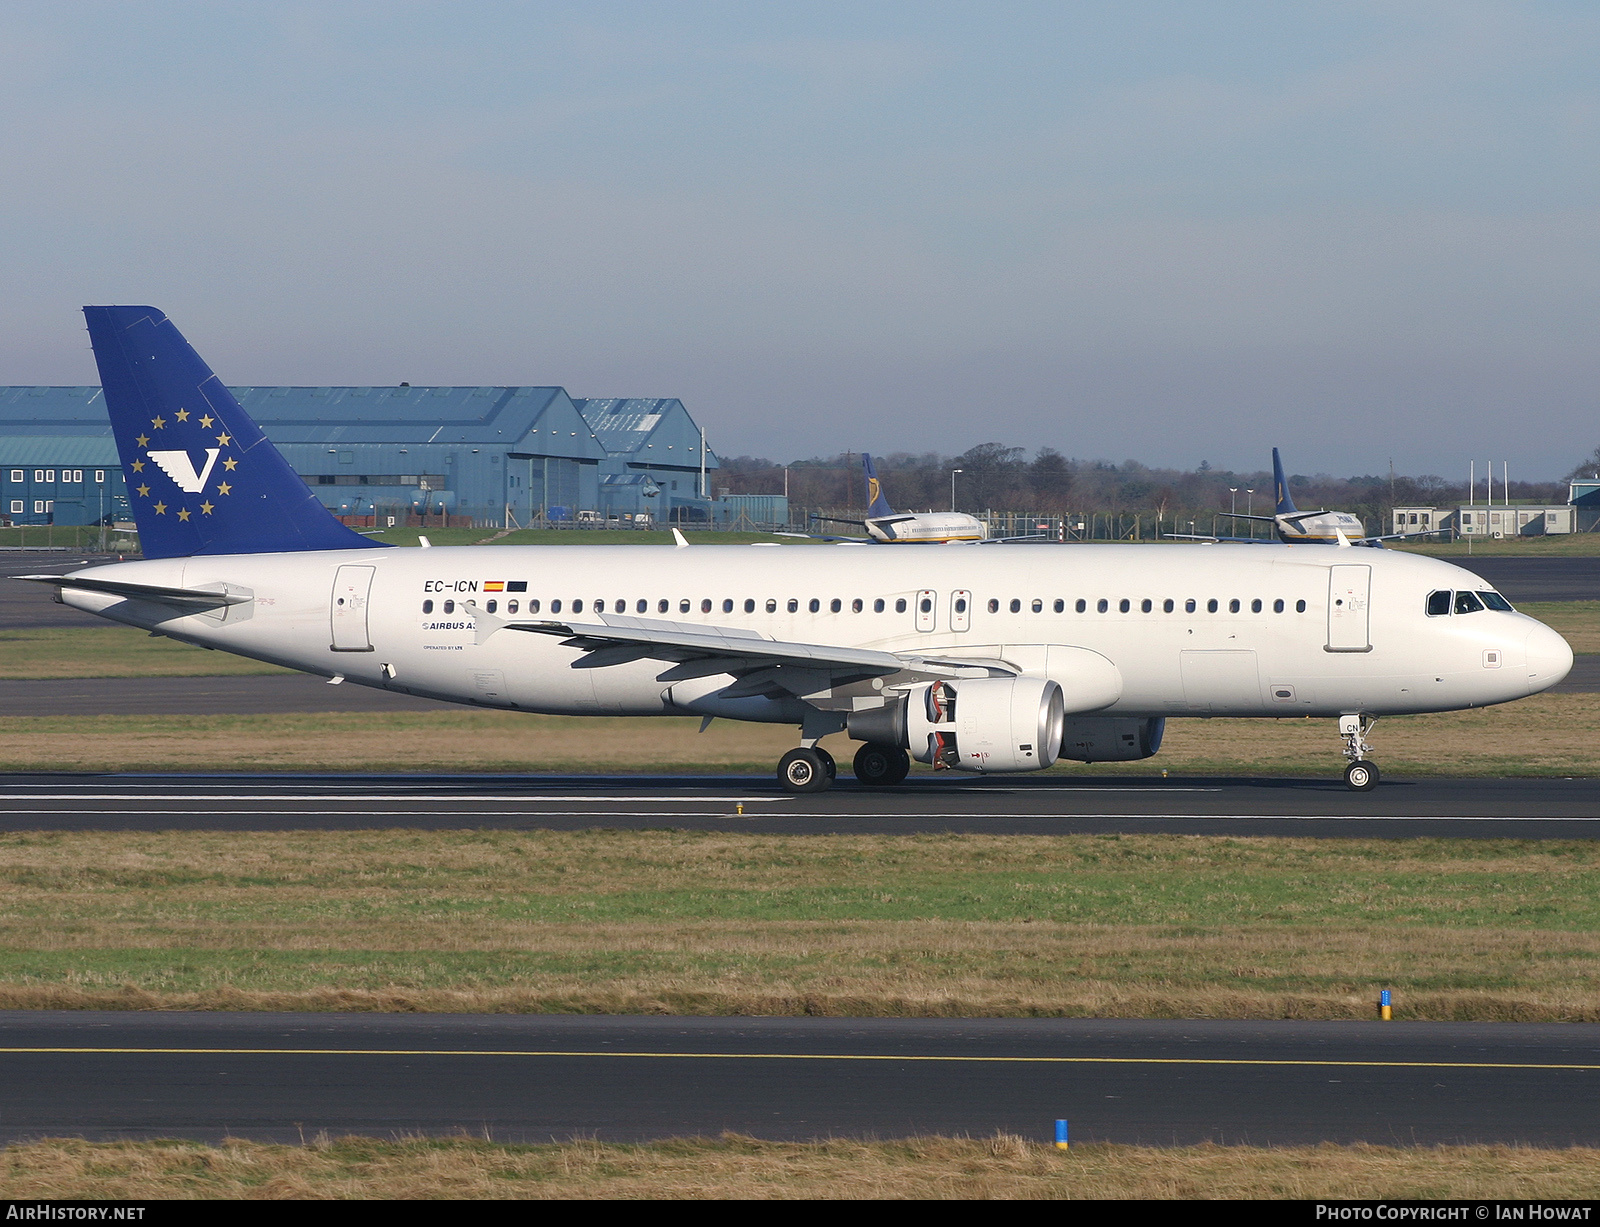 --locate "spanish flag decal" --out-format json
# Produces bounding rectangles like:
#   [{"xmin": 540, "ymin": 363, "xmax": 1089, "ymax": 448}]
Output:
[{"xmin": 484, "ymin": 581, "xmax": 505, "ymax": 592}]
